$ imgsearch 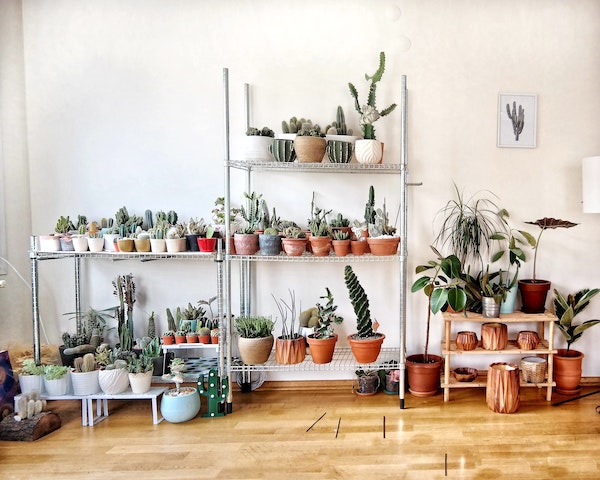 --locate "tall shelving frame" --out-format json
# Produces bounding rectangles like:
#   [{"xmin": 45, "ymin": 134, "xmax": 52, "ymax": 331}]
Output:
[{"xmin": 222, "ymin": 68, "xmax": 412, "ymax": 410}]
